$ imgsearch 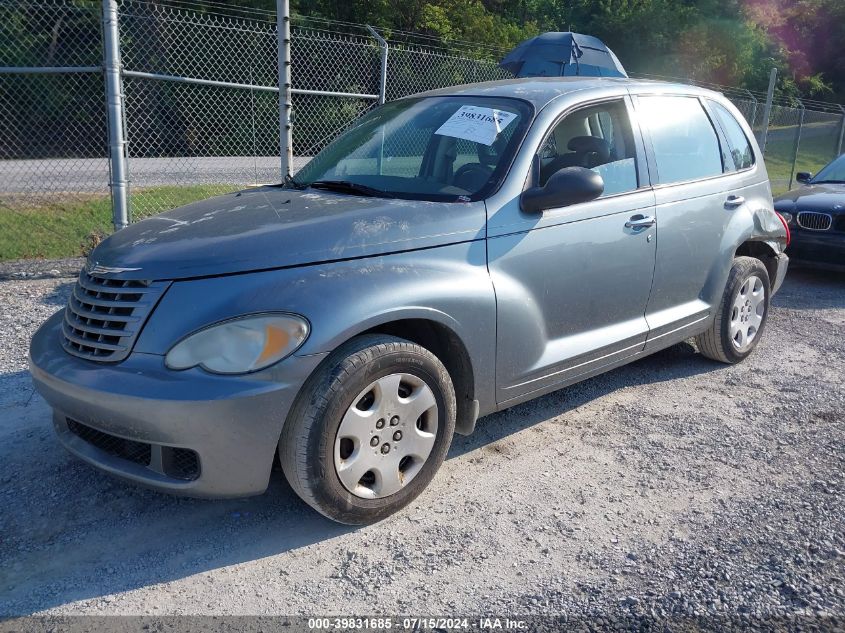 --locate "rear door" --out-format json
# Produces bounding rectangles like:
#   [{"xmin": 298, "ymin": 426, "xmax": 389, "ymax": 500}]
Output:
[{"xmin": 632, "ymin": 93, "xmax": 754, "ymax": 350}]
